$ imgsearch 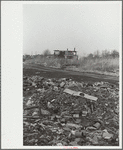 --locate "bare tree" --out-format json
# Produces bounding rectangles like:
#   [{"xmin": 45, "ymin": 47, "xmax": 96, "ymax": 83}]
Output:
[
  {"xmin": 88, "ymin": 53, "xmax": 93, "ymax": 59},
  {"xmin": 43, "ymin": 49, "xmax": 51, "ymax": 56},
  {"xmin": 111, "ymin": 50, "xmax": 119, "ymax": 58},
  {"xmin": 94, "ymin": 50, "xmax": 100, "ymax": 58},
  {"xmin": 102, "ymin": 49, "xmax": 110, "ymax": 58}
]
